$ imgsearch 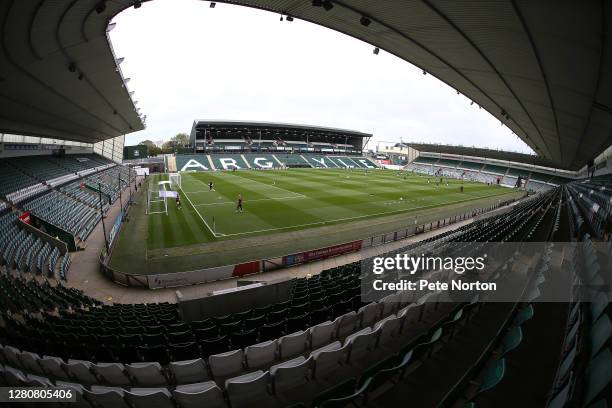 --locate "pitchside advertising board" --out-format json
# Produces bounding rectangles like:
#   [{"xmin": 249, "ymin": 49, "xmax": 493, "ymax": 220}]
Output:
[
  {"xmin": 283, "ymin": 241, "xmax": 363, "ymax": 266},
  {"xmin": 143, "ymin": 240, "xmax": 364, "ymax": 288}
]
